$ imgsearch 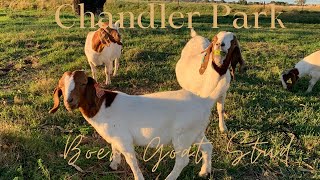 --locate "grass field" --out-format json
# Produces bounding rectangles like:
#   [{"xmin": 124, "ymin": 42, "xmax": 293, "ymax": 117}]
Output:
[{"xmin": 0, "ymin": 1, "xmax": 320, "ymax": 179}]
